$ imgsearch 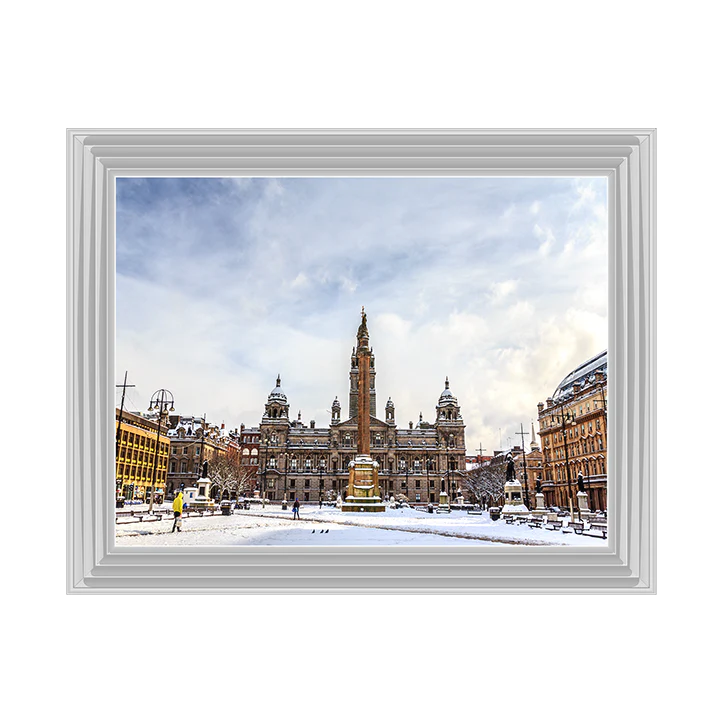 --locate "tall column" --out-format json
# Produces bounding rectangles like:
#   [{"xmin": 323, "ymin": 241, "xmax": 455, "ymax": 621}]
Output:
[{"xmin": 357, "ymin": 308, "xmax": 371, "ymax": 455}]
